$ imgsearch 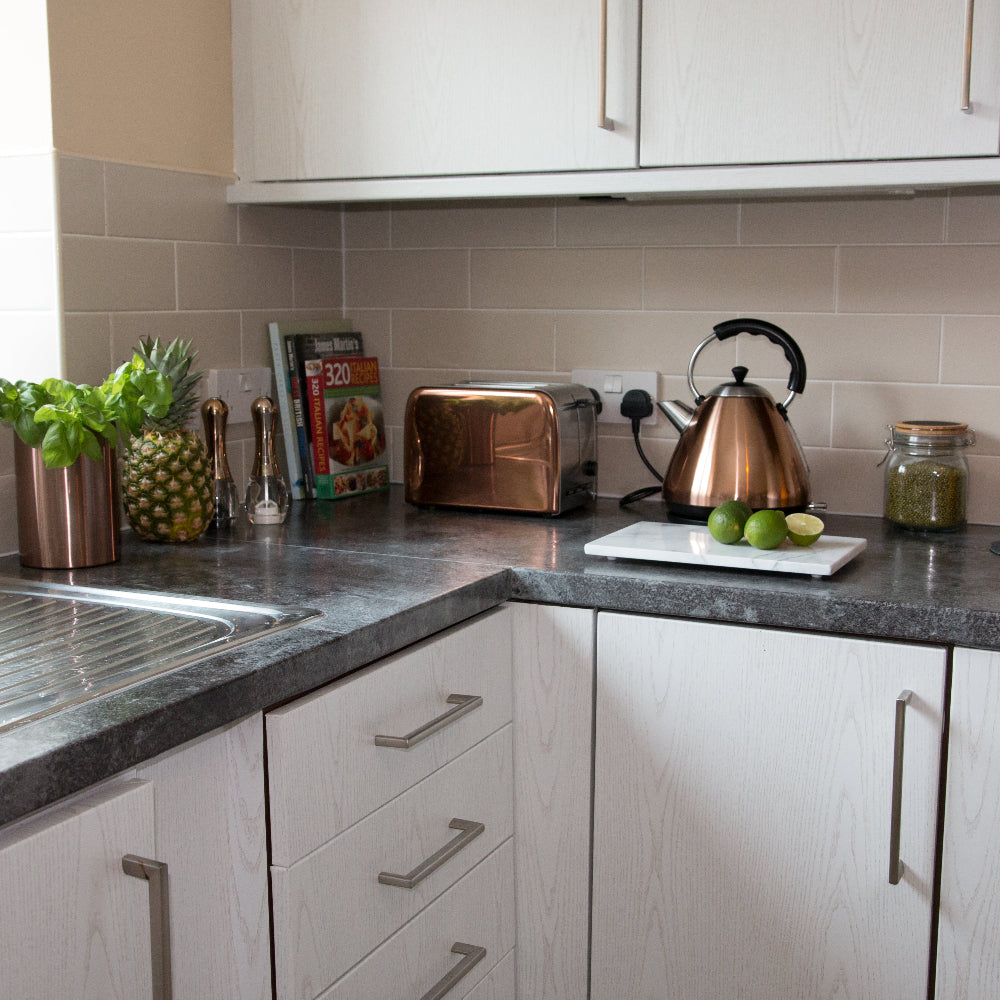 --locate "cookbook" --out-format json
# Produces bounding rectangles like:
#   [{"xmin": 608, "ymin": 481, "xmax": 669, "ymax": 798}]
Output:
[
  {"xmin": 303, "ymin": 355, "xmax": 388, "ymax": 500},
  {"xmin": 268, "ymin": 320, "xmax": 364, "ymax": 500}
]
